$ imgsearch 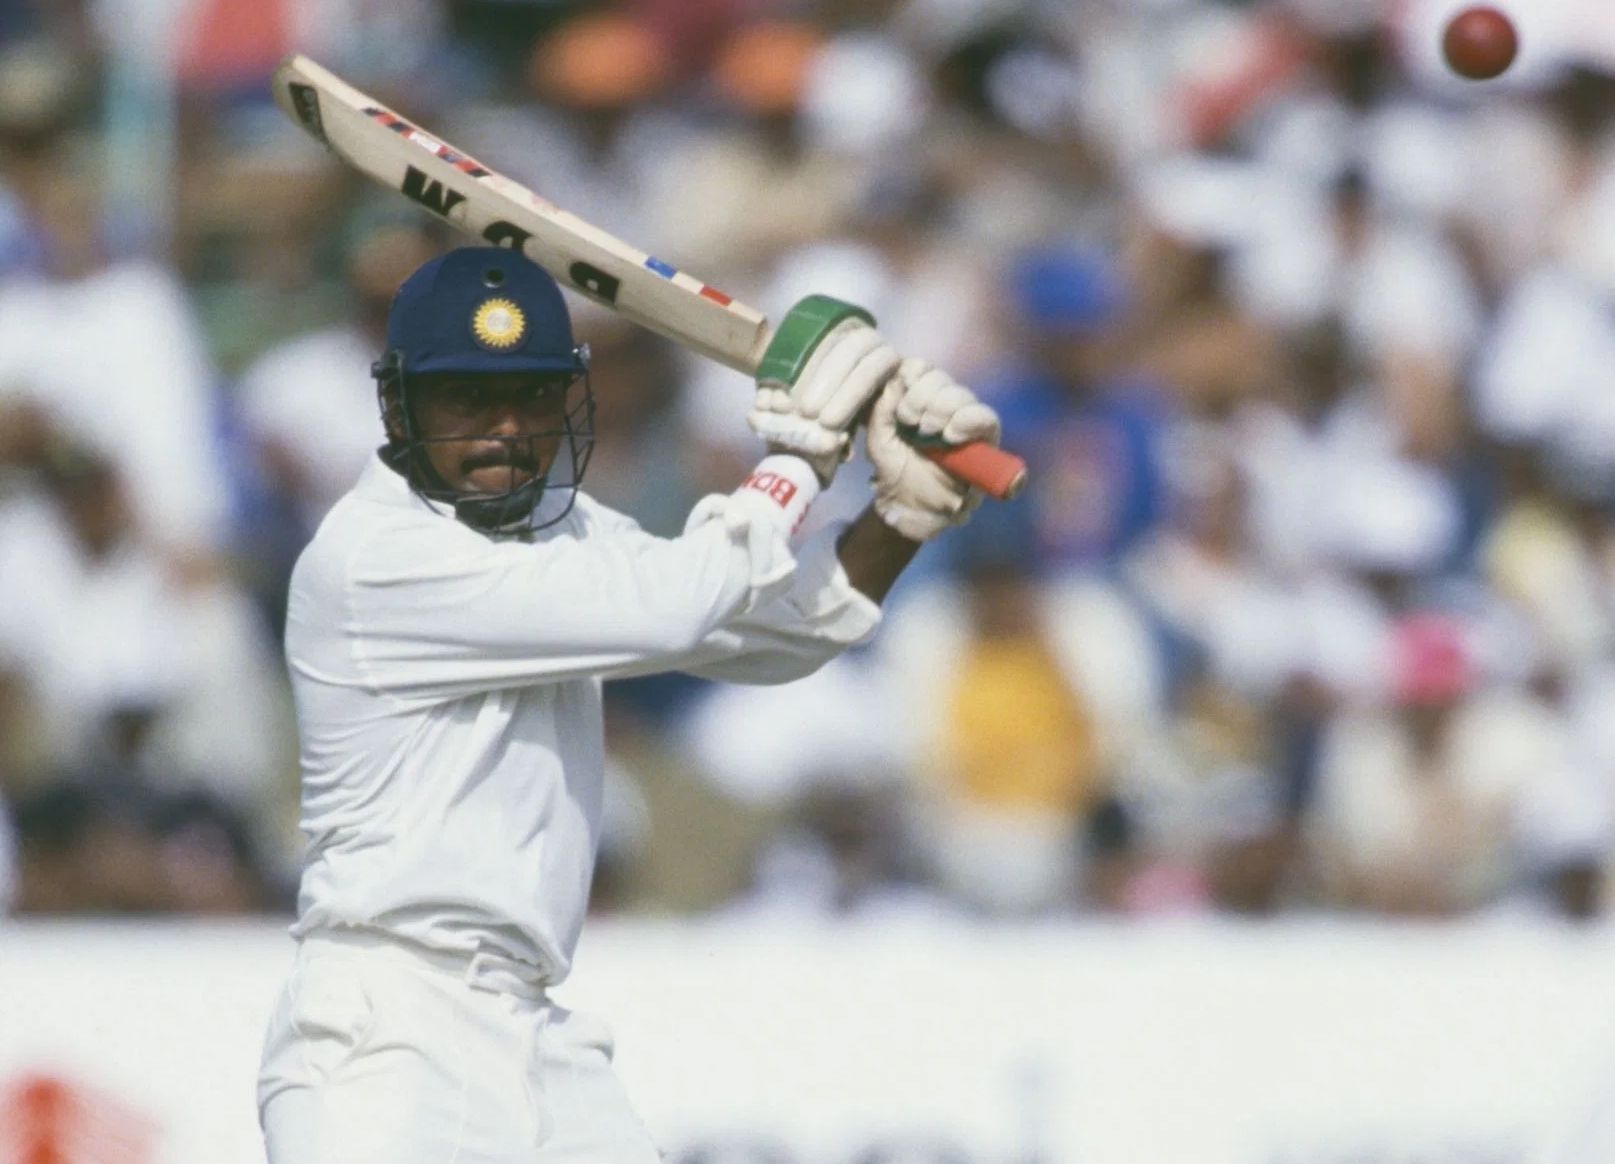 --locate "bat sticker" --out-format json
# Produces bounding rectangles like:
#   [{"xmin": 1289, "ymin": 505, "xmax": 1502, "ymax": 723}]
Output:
[
  {"xmin": 365, "ymin": 107, "xmax": 489, "ymax": 176},
  {"xmin": 401, "ymin": 166, "xmax": 467, "ymax": 218},
  {"xmin": 287, "ymin": 83, "xmax": 326, "ymax": 143},
  {"xmin": 272, "ymin": 54, "xmax": 1028, "ymax": 499},
  {"xmin": 568, "ymin": 262, "xmax": 621, "ymax": 304},
  {"xmin": 482, "ymin": 221, "xmax": 535, "ymax": 250}
]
